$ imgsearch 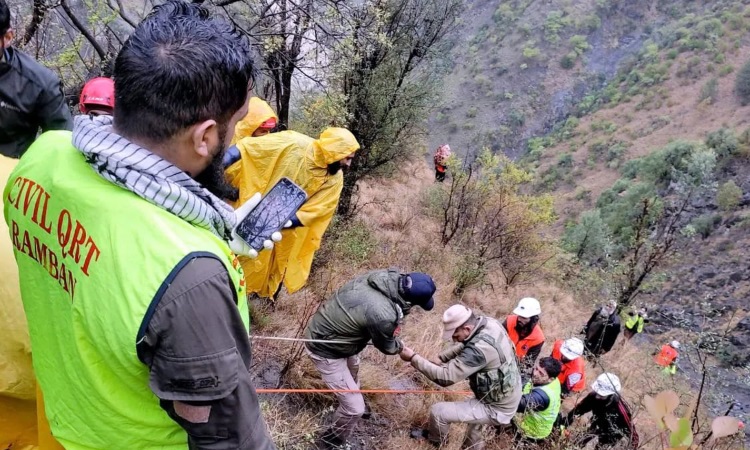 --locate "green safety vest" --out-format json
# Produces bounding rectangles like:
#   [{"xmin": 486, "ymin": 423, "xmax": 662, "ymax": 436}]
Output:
[
  {"xmin": 625, "ymin": 314, "xmax": 644, "ymax": 333},
  {"xmin": 3, "ymin": 131, "xmax": 248, "ymax": 450},
  {"xmin": 518, "ymin": 379, "xmax": 562, "ymax": 440}
]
